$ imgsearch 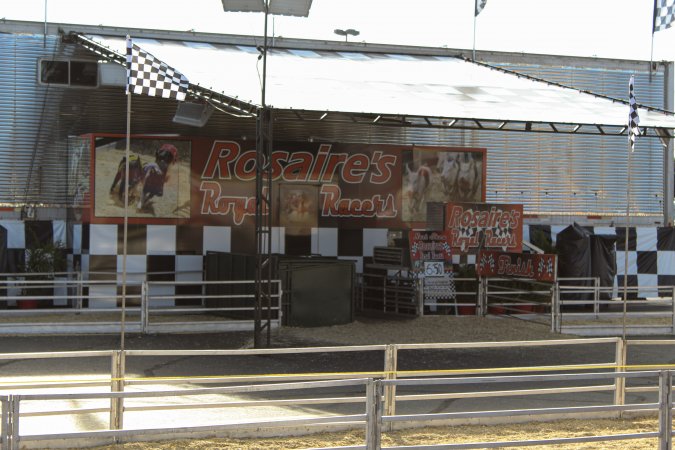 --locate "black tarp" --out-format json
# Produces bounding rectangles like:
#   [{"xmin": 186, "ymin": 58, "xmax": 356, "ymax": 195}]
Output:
[
  {"xmin": 556, "ymin": 223, "xmax": 618, "ymax": 303},
  {"xmin": 590, "ymin": 234, "xmax": 618, "ymax": 300},
  {"xmin": 0, "ymin": 226, "xmax": 7, "ymax": 274},
  {"xmin": 556, "ymin": 223, "xmax": 592, "ymax": 278},
  {"xmin": 556, "ymin": 223, "xmax": 593, "ymax": 301},
  {"xmin": 0, "ymin": 226, "xmax": 5, "ymax": 309}
]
